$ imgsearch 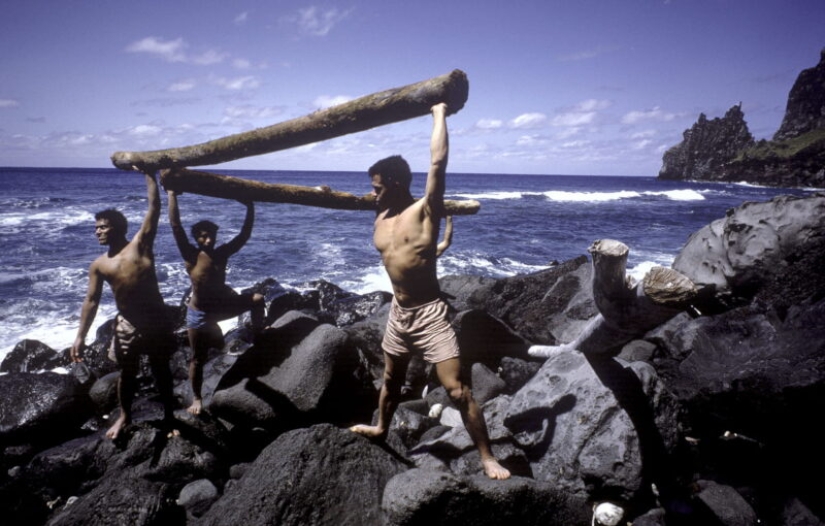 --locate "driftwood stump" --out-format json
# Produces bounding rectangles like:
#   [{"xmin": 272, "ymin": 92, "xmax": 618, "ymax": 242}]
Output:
[
  {"xmin": 530, "ymin": 239, "xmax": 697, "ymax": 357},
  {"xmin": 160, "ymin": 168, "xmax": 481, "ymax": 215},
  {"xmin": 112, "ymin": 70, "xmax": 469, "ymax": 171}
]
